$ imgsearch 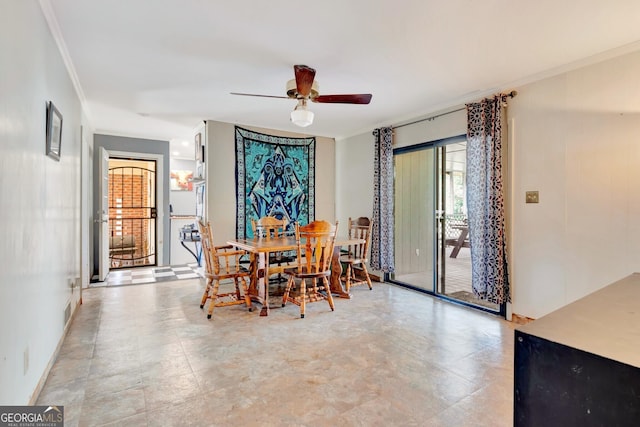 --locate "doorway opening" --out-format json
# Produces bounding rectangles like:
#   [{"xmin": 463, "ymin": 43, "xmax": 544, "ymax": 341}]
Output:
[{"xmin": 108, "ymin": 158, "xmax": 157, "ymax": 269}]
